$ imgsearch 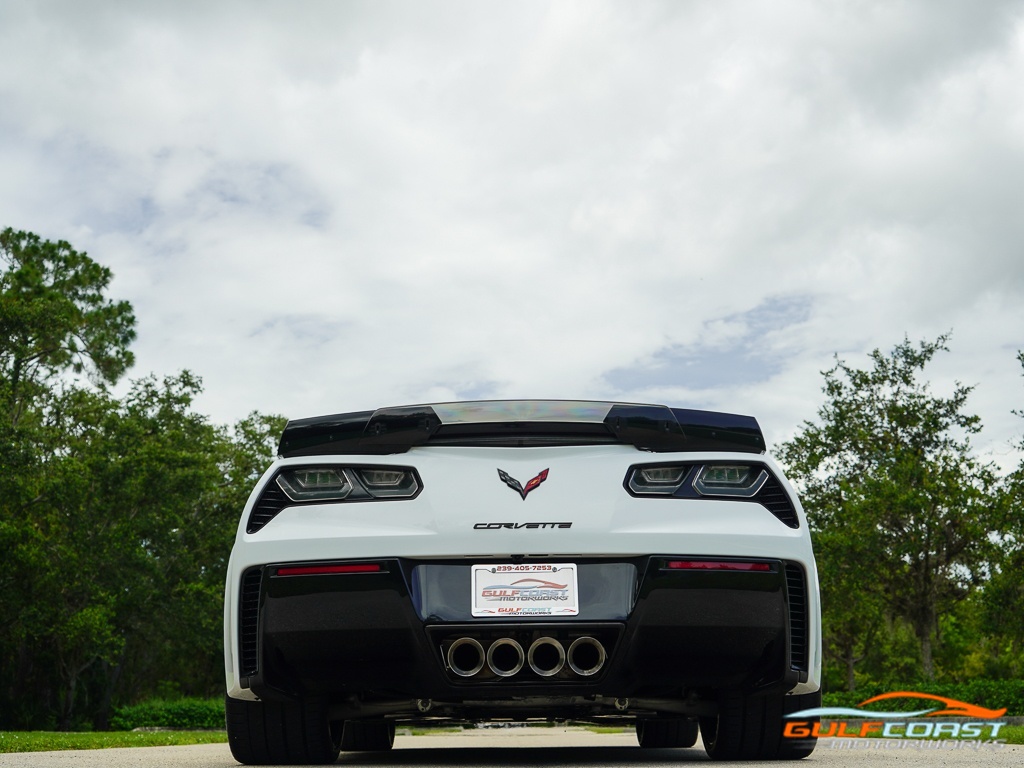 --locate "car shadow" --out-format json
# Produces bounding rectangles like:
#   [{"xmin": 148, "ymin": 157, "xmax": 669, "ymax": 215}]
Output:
[{"xmin": 337, "ymin": 746, "xmax": 710, "ymax": 765}]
